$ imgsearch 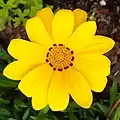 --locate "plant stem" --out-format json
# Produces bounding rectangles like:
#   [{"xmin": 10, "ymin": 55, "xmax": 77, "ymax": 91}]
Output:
[{"xmin": 106, "ymin": 99, "xmax": 120, "ymax": 120}]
